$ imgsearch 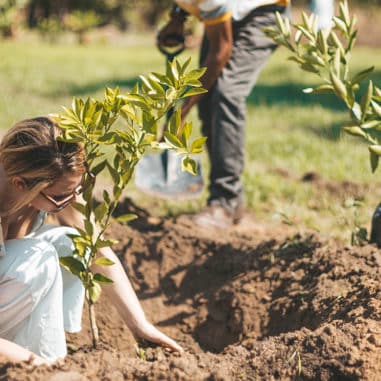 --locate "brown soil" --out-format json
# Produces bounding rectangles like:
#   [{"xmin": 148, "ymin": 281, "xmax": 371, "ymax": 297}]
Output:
[{"xmin": 2, "ymin": 198, "xmax": 381, "ymax": 381}]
